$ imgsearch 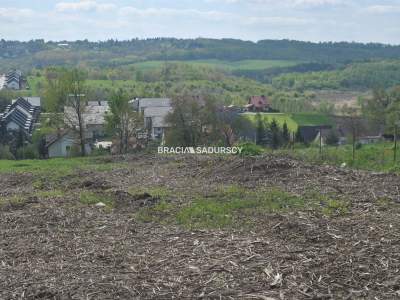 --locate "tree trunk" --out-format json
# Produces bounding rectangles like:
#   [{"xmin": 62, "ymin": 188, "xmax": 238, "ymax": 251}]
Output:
[{"xmin": 77, "ymin": 102, "xmax": 85, "ymax": 157}]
